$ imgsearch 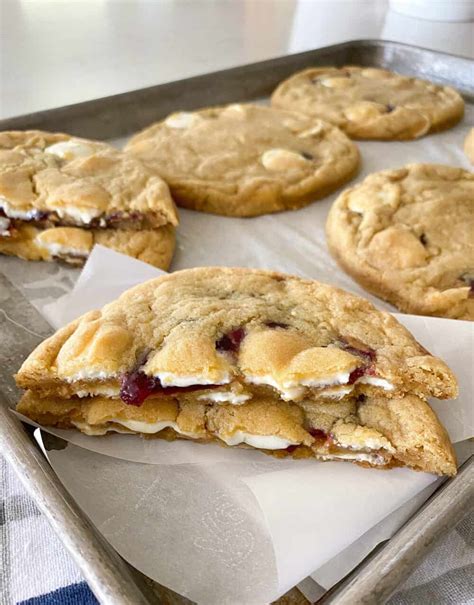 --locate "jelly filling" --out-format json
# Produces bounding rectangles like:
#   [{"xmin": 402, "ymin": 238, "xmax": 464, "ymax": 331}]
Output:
[
  {"xmin": 216, "ymin": 328, "xmax": 246, "ymax": 353},
  {"xmin": 120, "ymin": 370, "xmax": 218, "ymax": 406}
]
